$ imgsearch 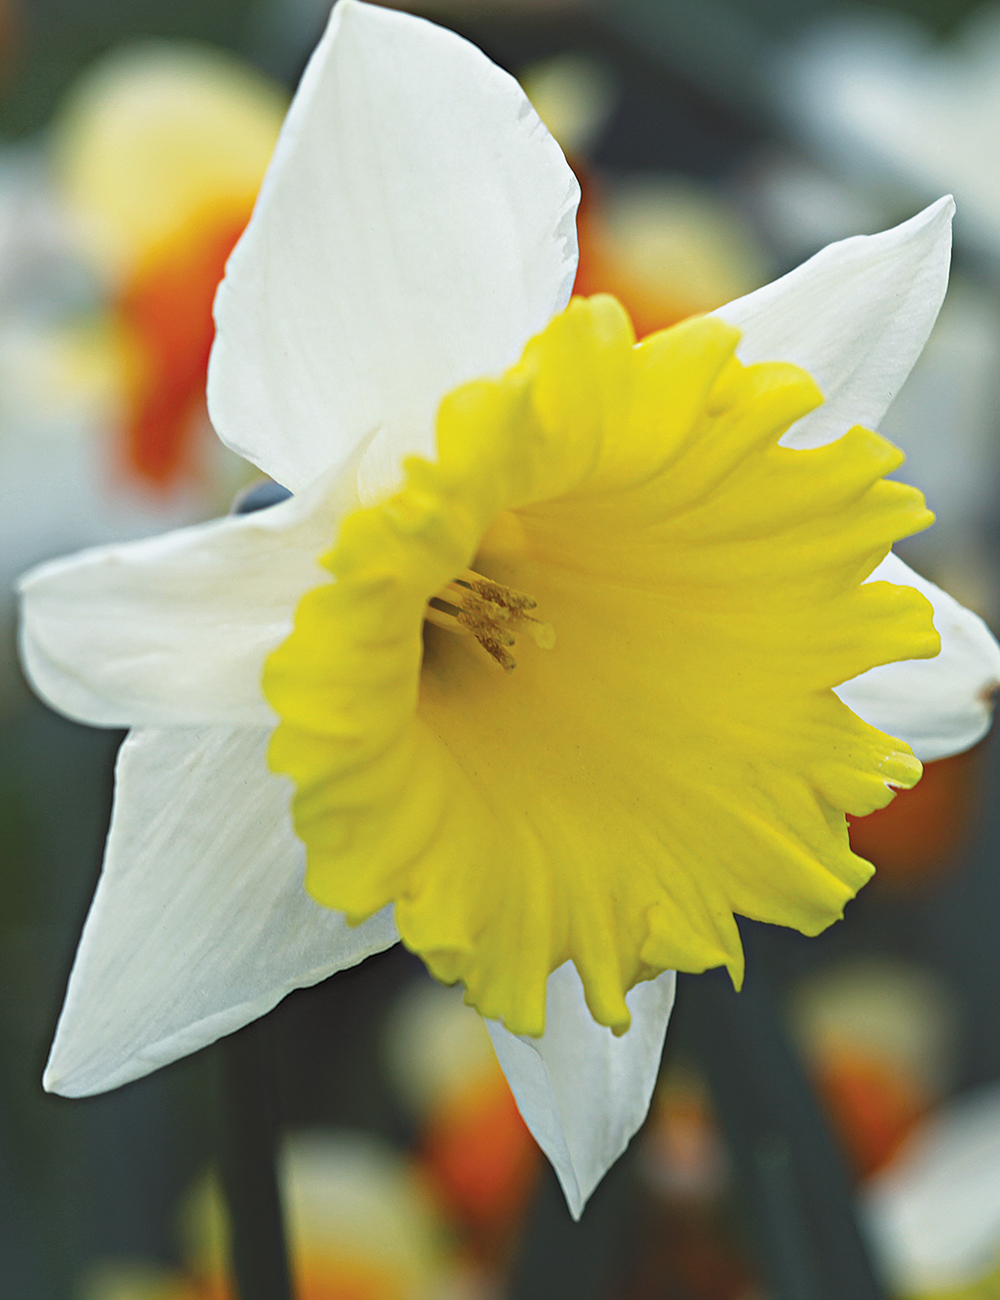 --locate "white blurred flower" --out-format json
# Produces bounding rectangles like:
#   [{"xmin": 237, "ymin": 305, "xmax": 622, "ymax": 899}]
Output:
[
  {"xmin": 0, "ymin": 147, "xmax": 208, "ymax": 706},
  {"xmin": 863, "ymin": 1081, "xmax": 1000, "ymax": 1296},
  {"xmin": 778, "ymin": 6, "xmax": 1000, "ymax": 268}
]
